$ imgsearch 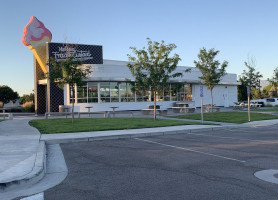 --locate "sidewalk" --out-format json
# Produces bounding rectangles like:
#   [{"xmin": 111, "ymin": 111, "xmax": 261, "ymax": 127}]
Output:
[{"xmin": 0, "ymin": 119, "xmax": 45, "ymax": 193}]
